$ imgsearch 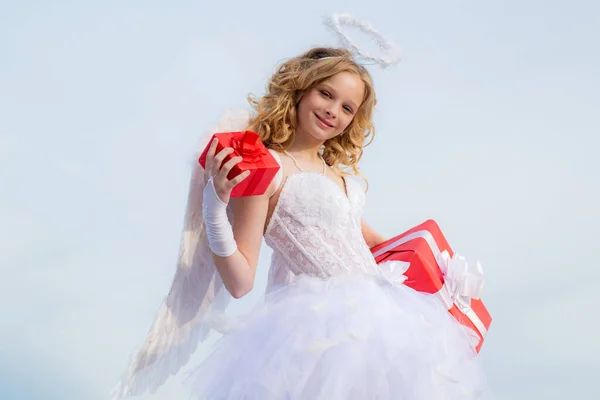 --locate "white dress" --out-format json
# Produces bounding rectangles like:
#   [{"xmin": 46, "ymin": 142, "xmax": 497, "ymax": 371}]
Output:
[
  {"xmin": 112, "ymin": 112, "xmax": 491, "ymax": 399},
  {"xmin": 180, "ymin": 151, "xmax": 491, "ymax": 399}
]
